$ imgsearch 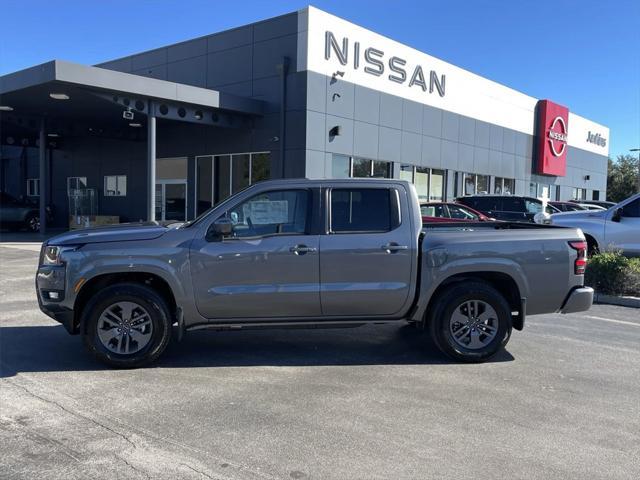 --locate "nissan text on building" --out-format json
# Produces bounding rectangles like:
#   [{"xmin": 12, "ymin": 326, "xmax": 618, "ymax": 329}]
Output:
[{"xmin": 0, "ymin": 6, "xmax": 610, "ymax": 232}]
